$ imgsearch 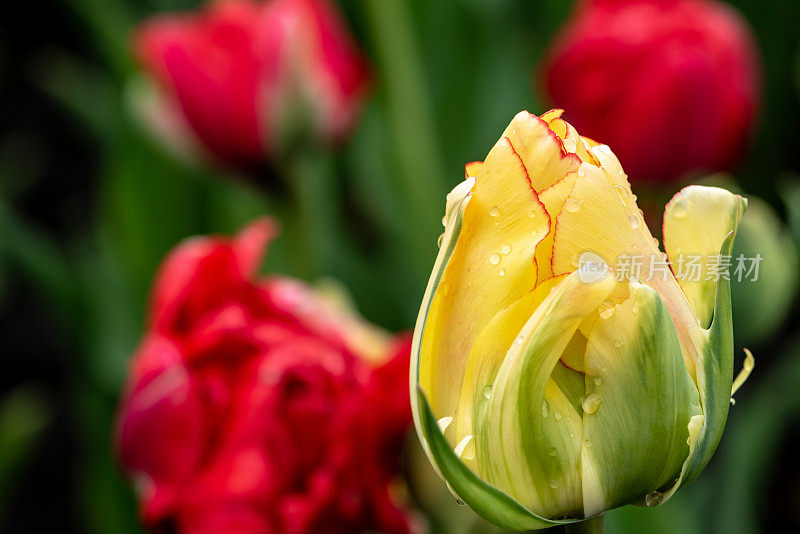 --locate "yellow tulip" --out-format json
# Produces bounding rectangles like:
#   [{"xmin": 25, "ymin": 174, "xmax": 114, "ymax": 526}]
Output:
[{"xmin": 410, "ymin": 110, "xmax": 753, "ymax": 531}]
